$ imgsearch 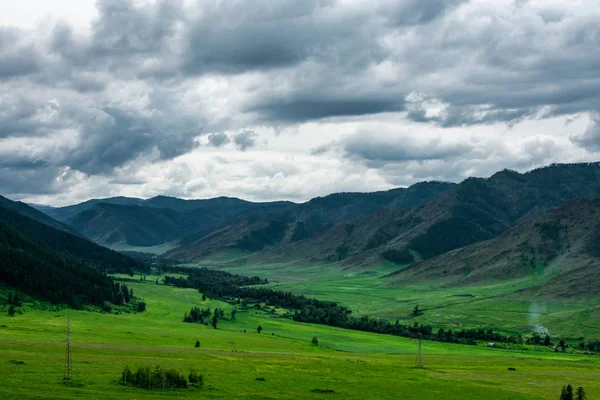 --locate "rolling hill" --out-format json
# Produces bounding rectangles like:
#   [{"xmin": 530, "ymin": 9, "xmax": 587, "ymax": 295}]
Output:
[
  {"xmin": 388, "ymin": 198, "xmax": 600, "ymax": 298},
  {"xmin": 164, "ymin": 181, "xmax": 455, "ymax": 261},
  {"xmin": 0, "ymin": 198, "xmax": 146, "ymax": 274},
  {"xmin": 0, "ymin": 195, "xmax": 81, "ymax": 237},
  {"xmin": 249, "ymin": 162, "xmax": 600, "ymax": 267},
  {"xmin": 0, "ymin": 217, "xmax": 119, "ymax": 307},
  {"xmin": 63, "ymin": 198, "xmax": 293, "ymax": 247}
]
